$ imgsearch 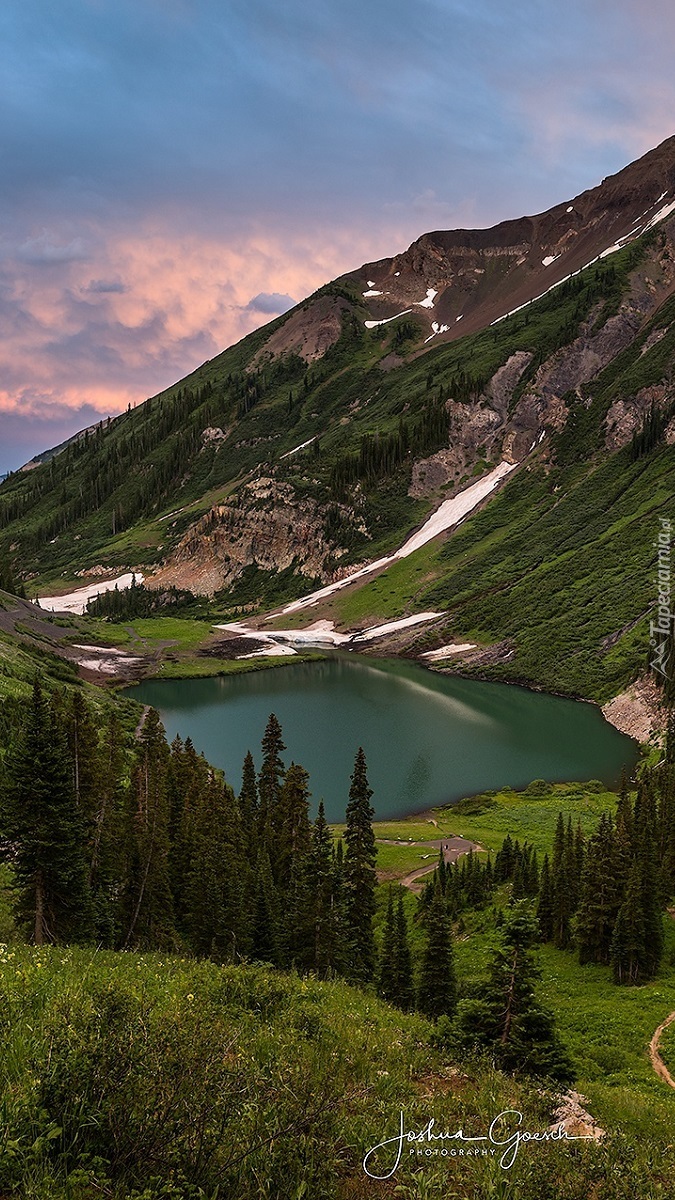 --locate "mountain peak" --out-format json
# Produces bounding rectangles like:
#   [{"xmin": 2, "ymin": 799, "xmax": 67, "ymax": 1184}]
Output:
[{"xmin": 345, "ymin": 133, "xmax": 675, "ymax": 344}]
